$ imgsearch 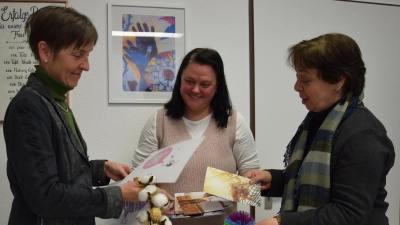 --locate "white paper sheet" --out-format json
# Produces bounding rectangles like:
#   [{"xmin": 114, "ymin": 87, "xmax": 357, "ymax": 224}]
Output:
[{"xmin": 100, "ymin": 137, "xmax": 205, "ymax": 225}]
